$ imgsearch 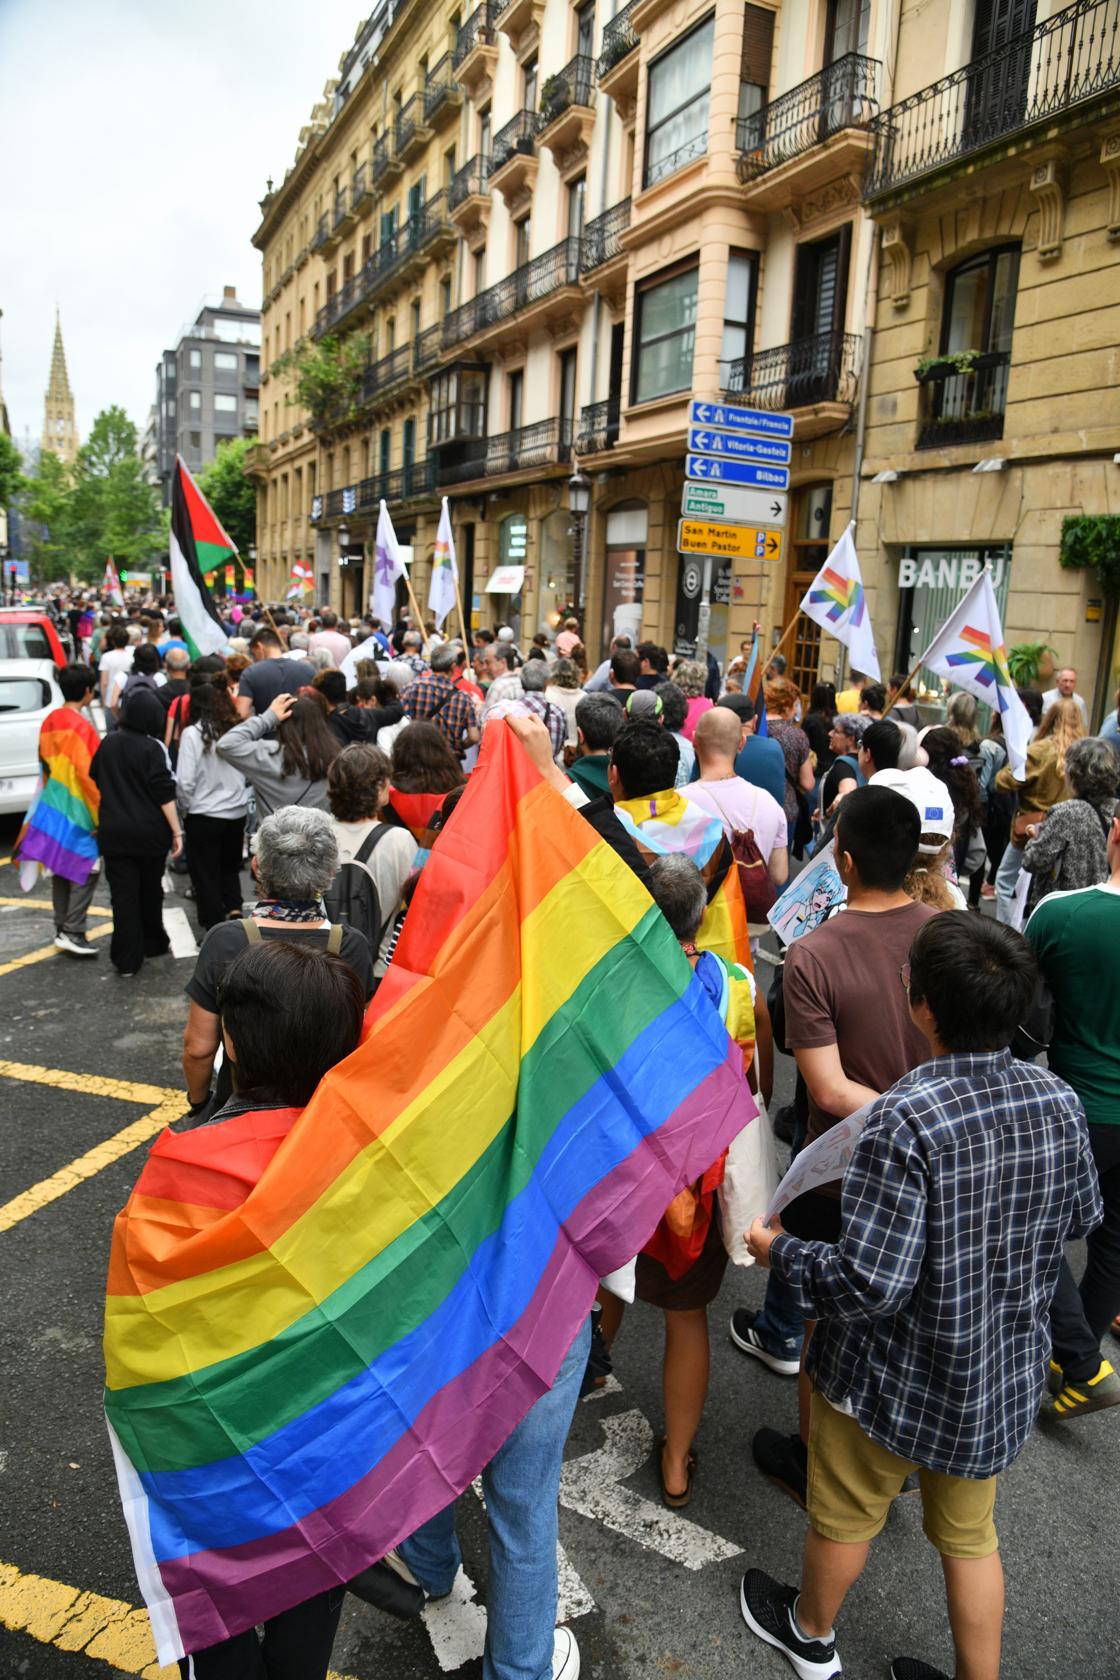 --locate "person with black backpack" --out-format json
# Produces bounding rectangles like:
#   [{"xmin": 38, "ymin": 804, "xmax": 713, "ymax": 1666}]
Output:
[{"xmin": 324, "ymin": 744, "xmax": 419, "ymax": 976}]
